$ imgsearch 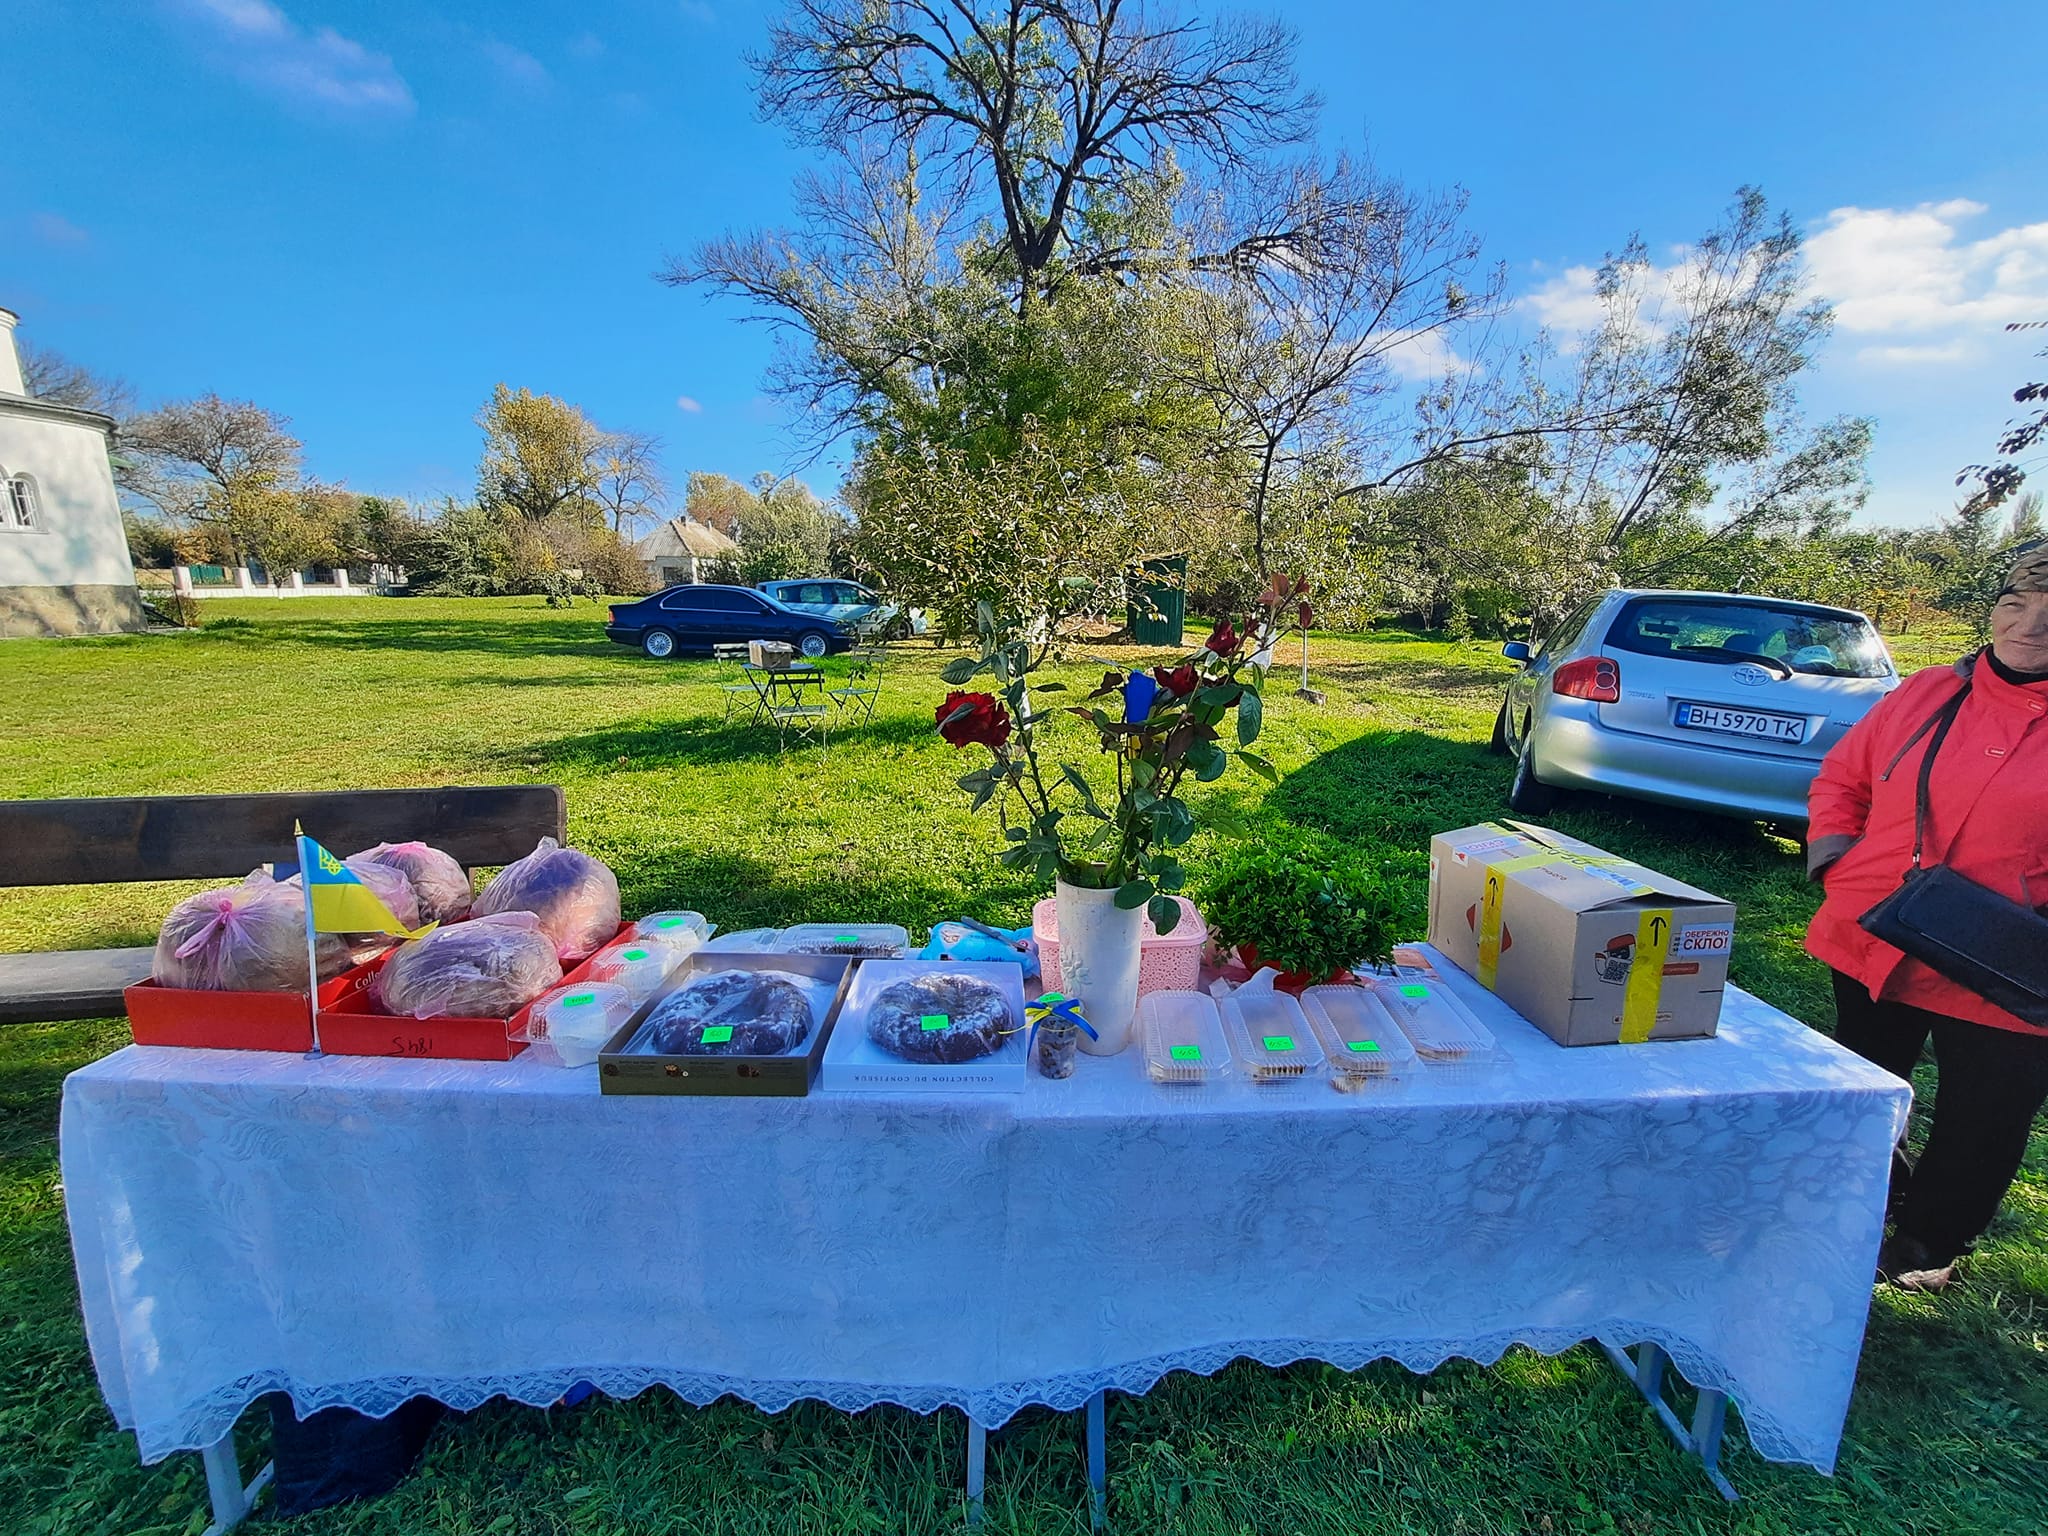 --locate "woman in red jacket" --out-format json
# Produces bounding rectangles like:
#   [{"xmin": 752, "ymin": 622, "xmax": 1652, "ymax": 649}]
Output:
[{"xmin": 1806, "ymin": 546, "xmax": 2048, "ymax": 1291}]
